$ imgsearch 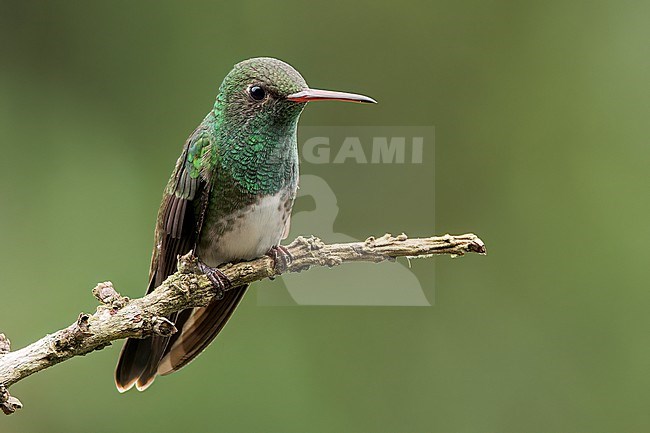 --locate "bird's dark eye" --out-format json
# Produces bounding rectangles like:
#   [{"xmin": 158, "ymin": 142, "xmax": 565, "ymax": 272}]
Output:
[{"xmin": 249, "ymin": 85, "xmax": 266, "ymax": 101}]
